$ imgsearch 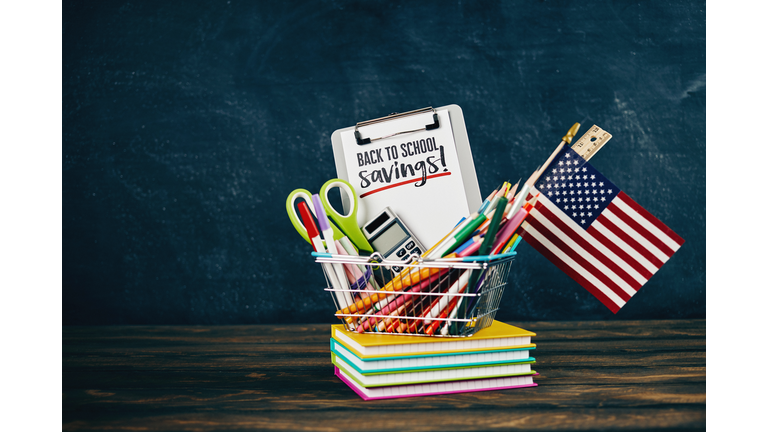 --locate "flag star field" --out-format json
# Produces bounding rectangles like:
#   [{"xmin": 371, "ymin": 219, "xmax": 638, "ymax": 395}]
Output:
[{"xmin": 520, "ymin": 147, "xmax": 685, "ymax": 313}]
